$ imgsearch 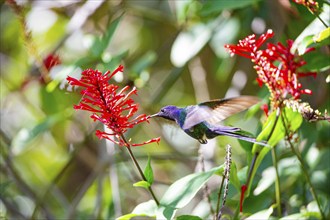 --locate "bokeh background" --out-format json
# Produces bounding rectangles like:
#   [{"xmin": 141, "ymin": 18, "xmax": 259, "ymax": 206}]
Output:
[{"xmin": 1, "ymin": 0, "xmax": 329, "ymax": 219}]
